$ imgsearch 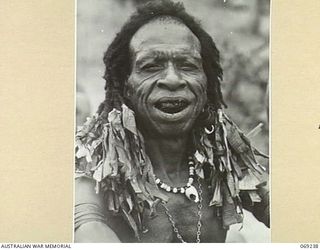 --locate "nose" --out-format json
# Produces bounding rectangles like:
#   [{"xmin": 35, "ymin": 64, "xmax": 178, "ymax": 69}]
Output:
[{"xmin": 156, "ymin": 62, "xmax": 186, "ymax": 91}]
